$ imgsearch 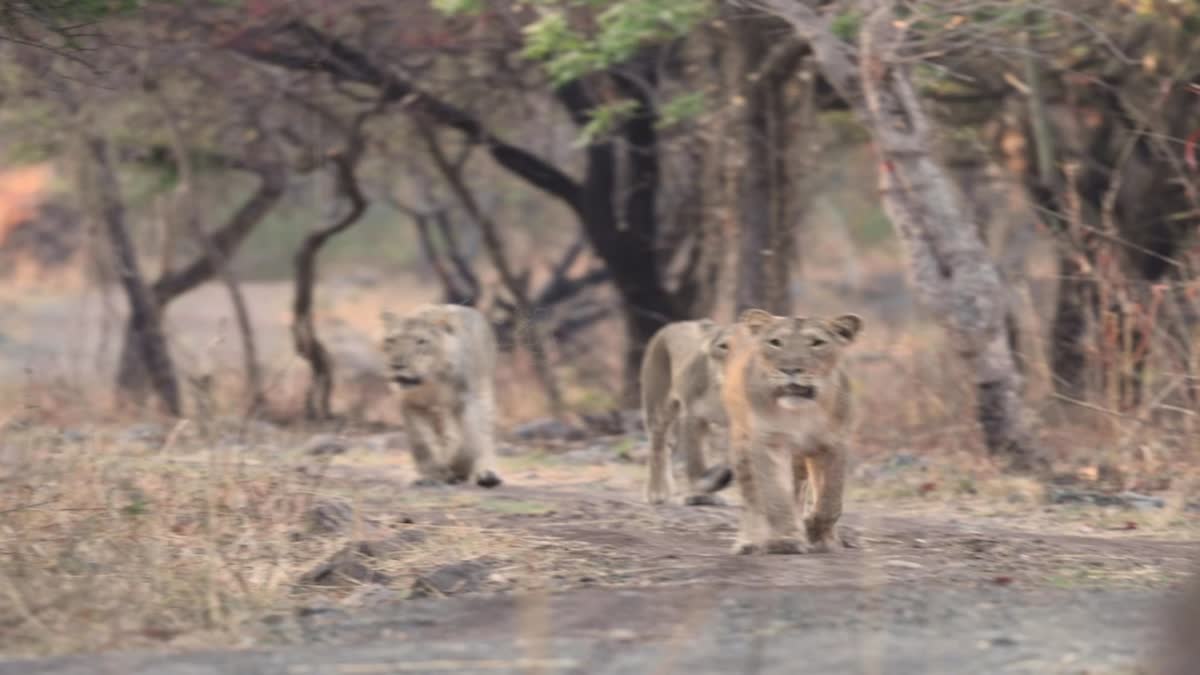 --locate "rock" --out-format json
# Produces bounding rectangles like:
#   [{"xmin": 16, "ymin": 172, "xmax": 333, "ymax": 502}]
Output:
[
  {"xmin": 1048, "ymin": 488, "xmax": 1165, "ymax": 510},
  {"xmin": 410, "ymin": 558, "xmax": 498, "ymax": 598},
  {"xmin": 304, "ymin": 499, "xmax": 355, "ymax": 535},
  {"xmin": 510, "ymin": 418, "xmax": 587, "ymax": 442},
  {"xmin": 304, "ymin": 434, "xmax": 348, "ymax": 457},
  {"xmin": 342, "ymin": 584, "xmax": 403, "ymax": 609},
  {"xmin": 558, "ymin": 445, "xmax": 613, "ymax": 465},
  {"xmin": 299, "ymin": 539, "xmax": 414, "ymax": 587},
  {"xmin": 579, "ymin": 410, "xmax": 633, "ymax": 437},
  {"xmin": 884, "ymin": 559, "xmax": 924, "ymax": 570},
  {"xmin": 59, "ymin": 429, "xmax": 88, "ymax": 444},
  {"xmin": 885, "ymin": 452, "xmax": 923, "ymax": 471},
  {"xmin": 122, "ymin": 423, "xmax": 166, "ymax": 446}
]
